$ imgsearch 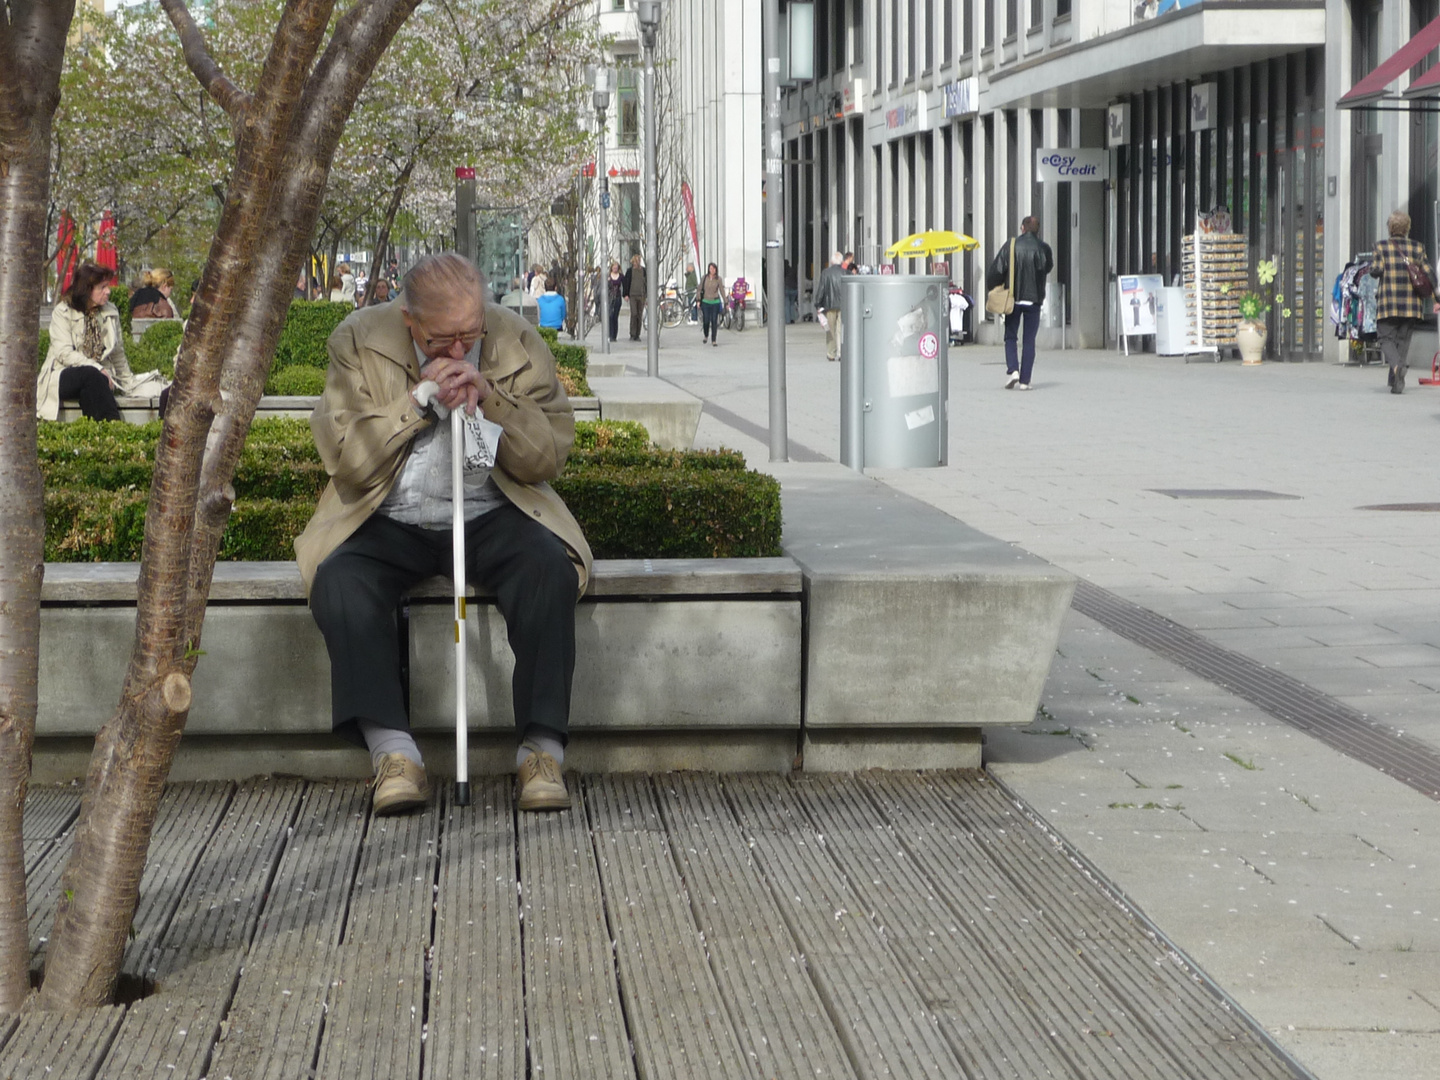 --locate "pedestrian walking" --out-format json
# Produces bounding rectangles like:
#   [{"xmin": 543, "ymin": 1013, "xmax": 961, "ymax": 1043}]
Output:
[
  {"xmin": 1369, "ymin": 210, "xmax": 1436, "ymax": 394},
  {"xmin": 986, "ymin": 215, "xmax": 1054, "ymax": 390},
  {"xmin": 813, "ymin": 251, "xmax": 846, "ymax": 361},
  {"xmin": 624, "ymin": 253, "xmax": 646, "ymax": 341},
  {"xmin": 684, "ymin": 262, "xmax": 699, "ymax": 324},
  {"xmin": 697, "ymin": 262, "xmax": 725, "ymax": 346},
  {"xmin": 606, "ymin": 261, "xmax": 624, "ymax": 342},
  {"xmin": 536, "ymin": 276, "xmax": 567, "ymax": 330}
]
